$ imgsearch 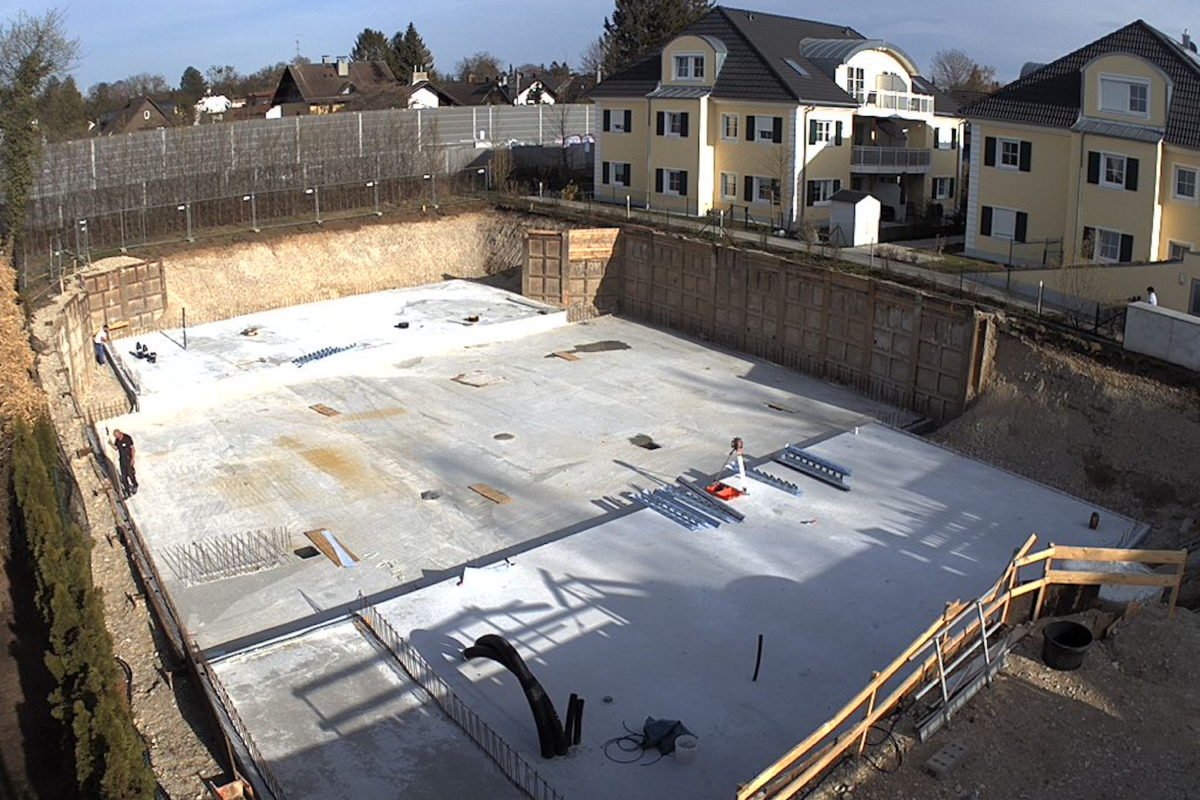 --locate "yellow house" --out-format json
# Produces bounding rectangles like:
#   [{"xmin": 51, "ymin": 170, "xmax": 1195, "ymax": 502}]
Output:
[
  {"xmin": 965, "ymin": 21, "xmax": 1200, "ymax": 267},
  {"xmin": 589, "ymin": 7, "xmax": 965, "ymax": 233}
]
